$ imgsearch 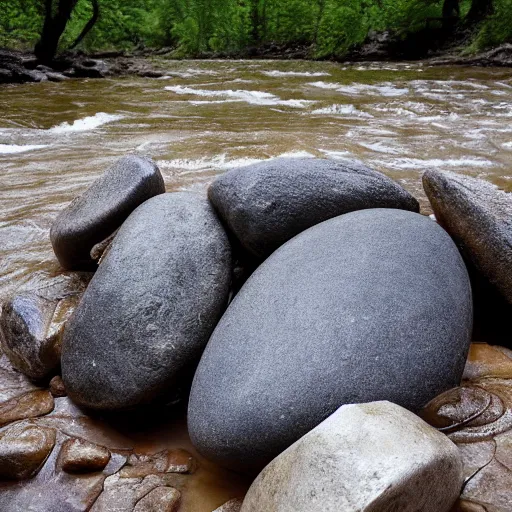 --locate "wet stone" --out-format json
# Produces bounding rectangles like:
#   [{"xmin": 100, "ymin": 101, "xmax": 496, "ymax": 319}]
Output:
[
  {"xmin": 0, "ymin": 428, "xmax": 127, "ymax": 512},
  {"xmin": 62, "ymin": 192, "xmax": 232, "ymax": 411},
  {"xmin": 50, "ymin": 155, "xmax": 165, "ymax": 270},
  {"xmin": 0, "ymin": 352, "xmax": 39, "ymax": 402},
  {"xmin": 120, "ymin": 449, "xmax": 197, "ymax": 478},
  {"xmin": 49, "ymin": 375, "xmax": 67, "ymax": 397},
  {"xmin": 0, "ymin": 423, "xmax": 56, "ymax": 480},
  {"xmin": 90, "ymin": 473, "xmax": 183, "ymax": 512},
  {"xmin": 209, "ymin": 157, "xmax": 420, "ymax": 260},
  {"xmin": 59, "ymin": 438, "xmax": 111, "ymax": 473},
  {"xmin": 0, "ymin": 293, "xmax": 71, "ymax": 380},
  {"xmin": 0, "ymin": 389, "xmax": 54, "ymax": 427},
  {"xmin": 213, "ymin": 498, "xmax": 243, "ymax": 512},
  {"xmin": 133, "ymin": 486, "xmax": 181, "ymax": 512},
  {"xmin": 423, "ymin": 170, "xmax": 512, "ymax": 305}
]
